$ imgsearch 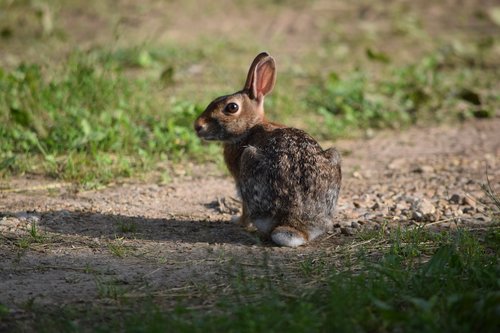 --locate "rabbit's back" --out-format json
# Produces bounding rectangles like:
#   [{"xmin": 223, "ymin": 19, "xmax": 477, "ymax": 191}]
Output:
[{"xmin": 239, "ymin": 126, "xmax": 341, "ymax": 229}]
